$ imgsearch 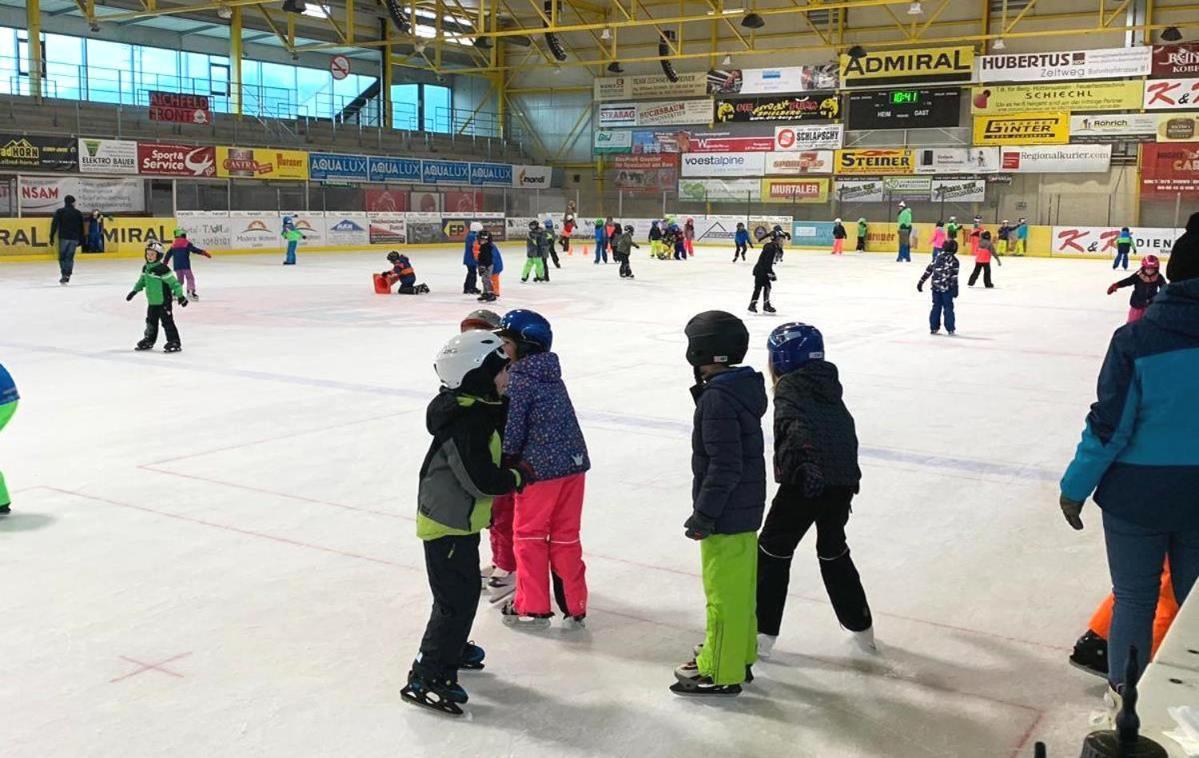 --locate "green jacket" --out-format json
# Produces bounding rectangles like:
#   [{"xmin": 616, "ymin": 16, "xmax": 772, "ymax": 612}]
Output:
[
  {"xmin": 897, "ymin": 208, "xmax": 913, "ymax": 228},
  {"xmin": 282, "ymin": 228, "xmax": 304, "ymax": 242},
  {"xmin": 947, "ymin": 222, "xmax": 961, "ymax": 239},
  {"xmin": 131, "ymin": 262, "xmax": 185, "ymax": 306},
  {"xmin": 856, "ymin": 220, "xmax": 867, "ymax": 238}
]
